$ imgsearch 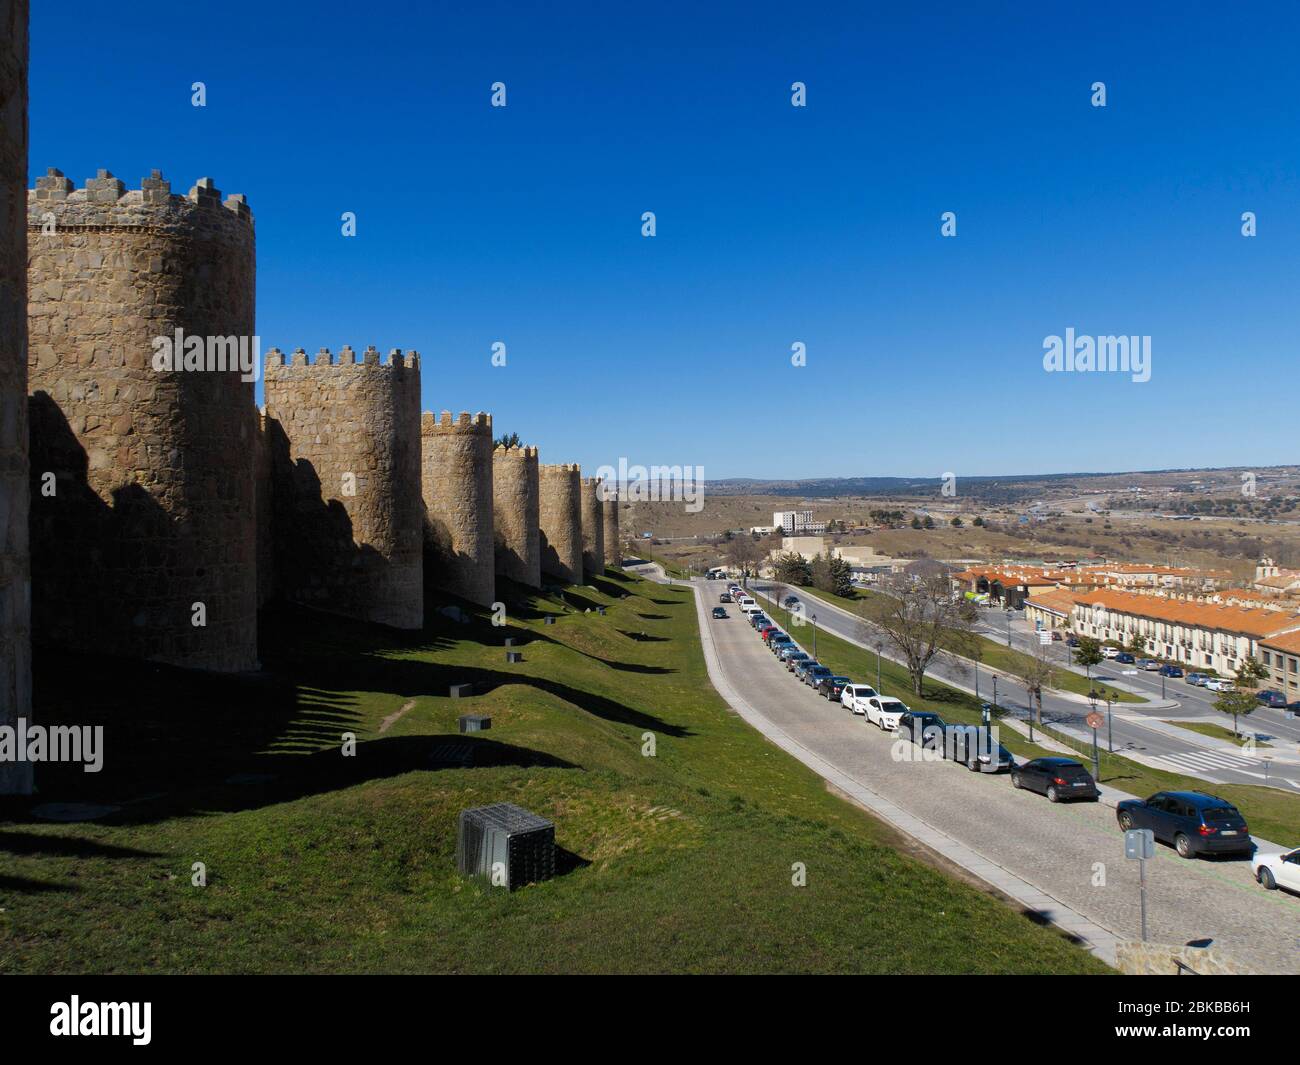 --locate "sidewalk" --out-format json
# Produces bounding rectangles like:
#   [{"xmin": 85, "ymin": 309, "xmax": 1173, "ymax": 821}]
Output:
[{"xmin": 1118, "ymin": 714, "xmax": 1300, "ymax": 767}]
